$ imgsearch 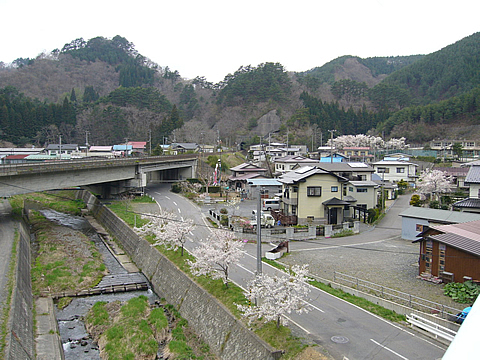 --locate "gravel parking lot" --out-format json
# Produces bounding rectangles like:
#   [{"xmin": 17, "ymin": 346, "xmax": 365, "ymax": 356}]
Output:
[{"xmin": 210, "ymin": 195, "xmax": 463, "ymax": 312}]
